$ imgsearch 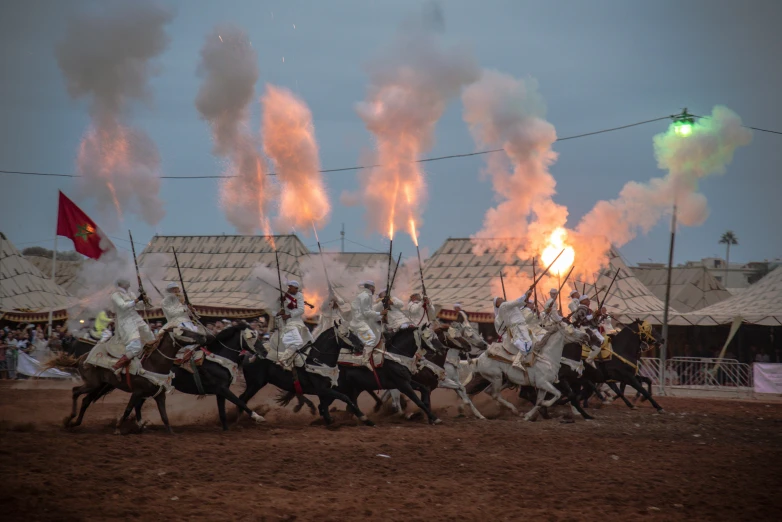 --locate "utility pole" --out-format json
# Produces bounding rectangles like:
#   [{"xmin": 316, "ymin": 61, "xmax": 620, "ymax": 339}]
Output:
[
  {"xmin": 340, "ymin": 223, "xmax": 345, "ymax": 253},
  {"xmin": 661, "ymin": 203, "xmax": 677, "ymax": 395}
]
